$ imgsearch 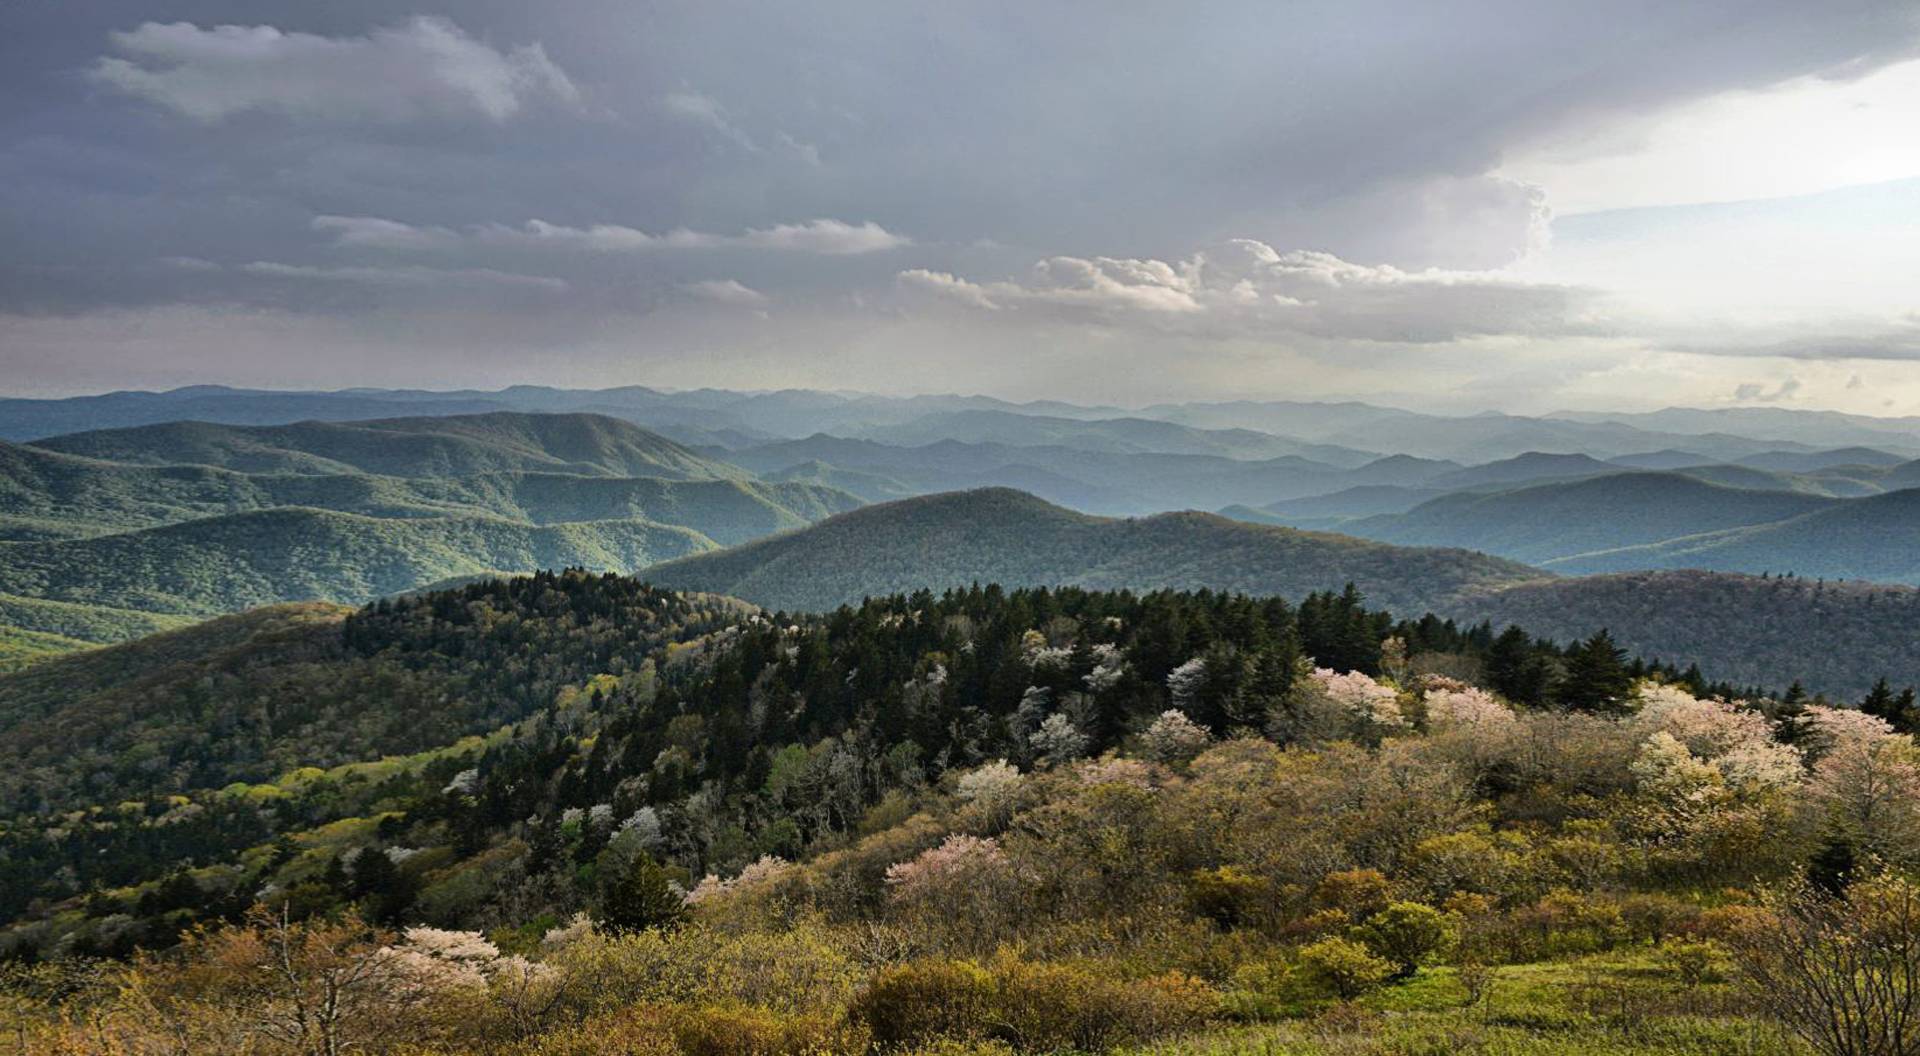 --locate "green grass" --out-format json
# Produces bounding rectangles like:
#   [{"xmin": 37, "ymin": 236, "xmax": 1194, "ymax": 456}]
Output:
[{"xmin": 1124, "ymin": 953, "xmax": 1807, "ymax": 1056}]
